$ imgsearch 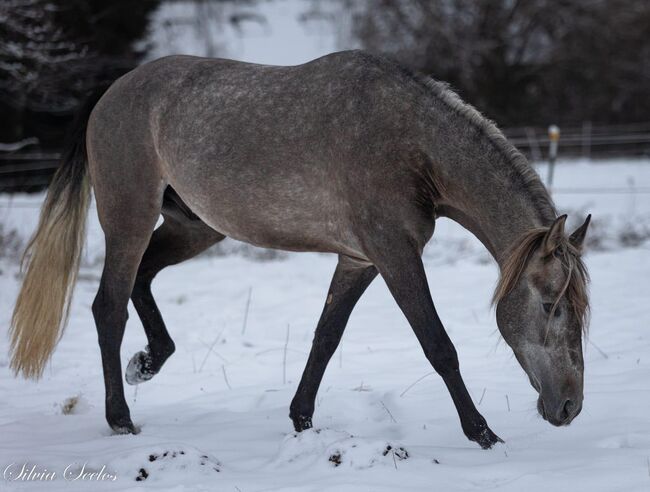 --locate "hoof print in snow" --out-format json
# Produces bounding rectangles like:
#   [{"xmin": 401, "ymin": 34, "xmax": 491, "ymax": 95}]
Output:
[
  {"xmin": 276, "ymin": 429, "xmax": 410, "ymax": 470},
  {"xmin": 135, "ymin": 468, "xmax": 148, "ymax": 481},
  {"xmin": 326, "ymin": 442, "xmax": 409, "ymax": 469},
  {"xmin": 150, "ymin": 448, "xmax": 219, "ymax": 472},
  {"xmin": 148, "ymin": 450, "xmax": 186, "ymax": 462},
  {"xmin": 382, "ymin": 444, "xmax": 409, "ymax": 460},
  {"xmin": 61, "ymin": 395, "xmax": 89, "ymax": 415},
  {"xmin": 118, "ymin": 447, "xmax": 220, "ymax": 483},
  {"xmin": 328, "ymin": 452, "xmax": 342, "ymax": 467},
  {"xmin": 200, "ymin": 454, "xmax": 221, "ymax": 472}
]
